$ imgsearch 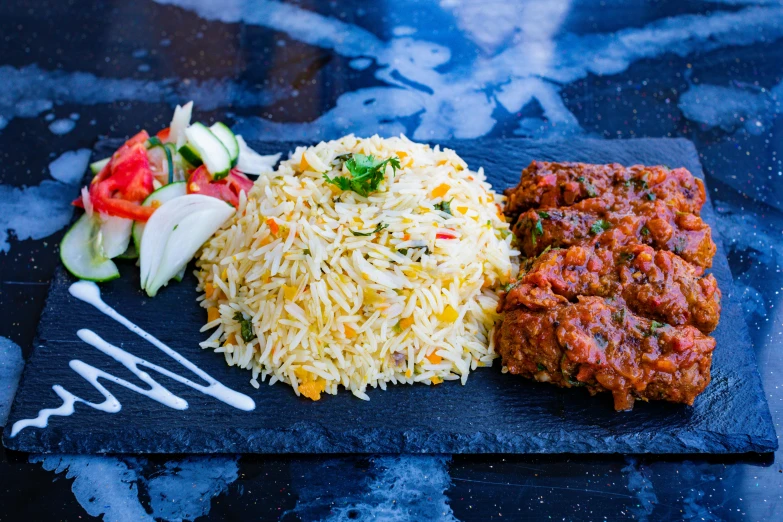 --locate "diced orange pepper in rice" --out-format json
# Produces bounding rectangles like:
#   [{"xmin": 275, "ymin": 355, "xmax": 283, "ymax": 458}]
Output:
[
  {"xmin": 457, "ymin": 206, "xmax": 468, "ymax": 214},
  {"xmin": 294, "ymin": 367, "xmax": 310, "ymax": 381},
  {"xmin": 431, "ymin": 376, "xmax": 443, "ymax": 385},
  {"xmin": 399, "ymin": 316, "xmax": 414, "ymax": 330},
  {"xmin": 431, "ymin": 183, "xmax": 450, "ymax": 198},
  {"xmin": 204, "ymin": 283, "xmax": 215, "ymax": 299},
  {"xmin": 344, "ymin": 325, "xmax": 356, "ymax": 338},
  {"xmin": 224, "ymin": 333, "xmax": 236, "ymax": 346},
  {"xmin": 151, "ymin": 200, "xmax": 162, "ymax": 209},
  {"xmin": 405, "ymin": 369, "xmax": 412, "ymax": 378},
  {"xmin": 300, "ymin": 155, "xmax": 312, "ymax": 172},
  {"xmin": 439, "ymin": 305, "xmax": 459, "ymax": 323},
  {"xmin": 207, "ymin": 306, "xmax": 220, "ymax": 323},
  {"xmin": 299, "ymin": 379, "xmax": 326, "ymax": 401},
  {"xmin": 426, "ymin": 352, "xmax": 443, "ymax": 365},
  {"xmin": 267, "ymin": 218, "xmax": 279, "ymax": 235}
]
